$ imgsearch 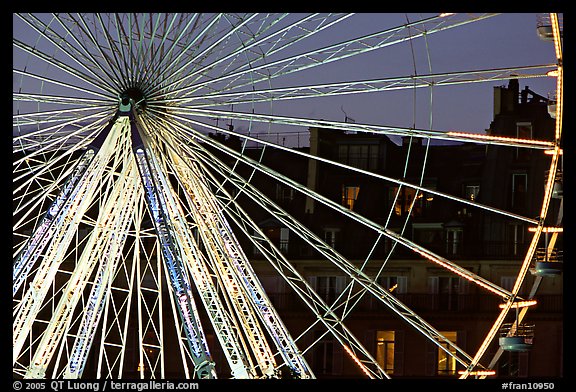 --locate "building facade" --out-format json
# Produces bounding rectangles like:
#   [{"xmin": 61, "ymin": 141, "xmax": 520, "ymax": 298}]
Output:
[{"xmin": 226, "ymin": 78, "xmax": 563, "ymax": 378}]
